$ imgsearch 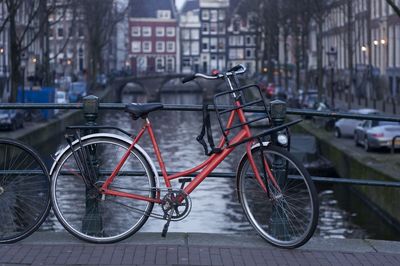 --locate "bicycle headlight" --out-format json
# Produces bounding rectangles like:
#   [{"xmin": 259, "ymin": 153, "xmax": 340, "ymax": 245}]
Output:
[{"xmin": 277, "ymin": 134, "xmax": 288, "ymax": 146}]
